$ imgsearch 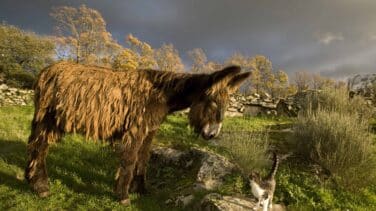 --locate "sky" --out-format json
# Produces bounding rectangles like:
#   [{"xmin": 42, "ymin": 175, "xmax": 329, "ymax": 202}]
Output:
[{"xmin": 0, "ymin": 0, "xmax": 375, "ymax": 78}]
